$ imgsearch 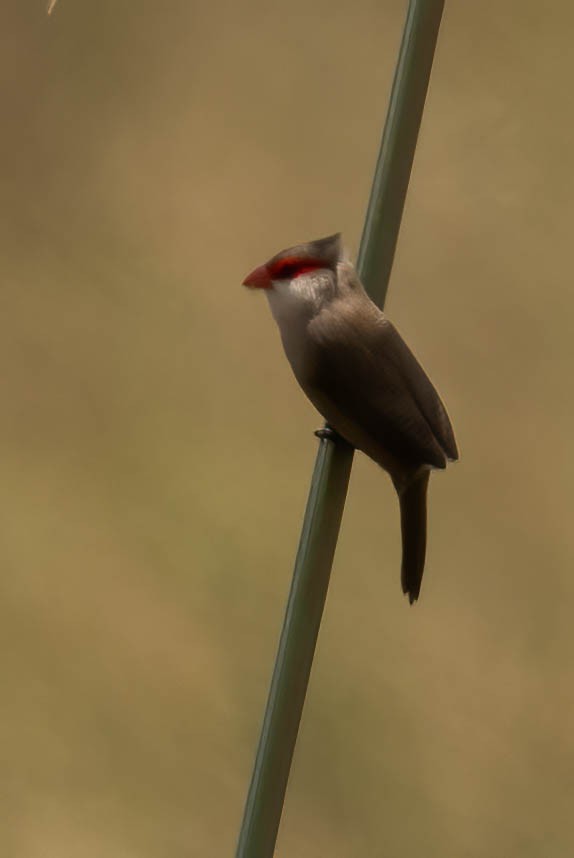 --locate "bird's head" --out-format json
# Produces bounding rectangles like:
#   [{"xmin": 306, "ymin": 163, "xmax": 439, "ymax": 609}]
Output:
[{"xmin": 242, "ymin": 234, "xmax": 344, "ymax": 322}]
